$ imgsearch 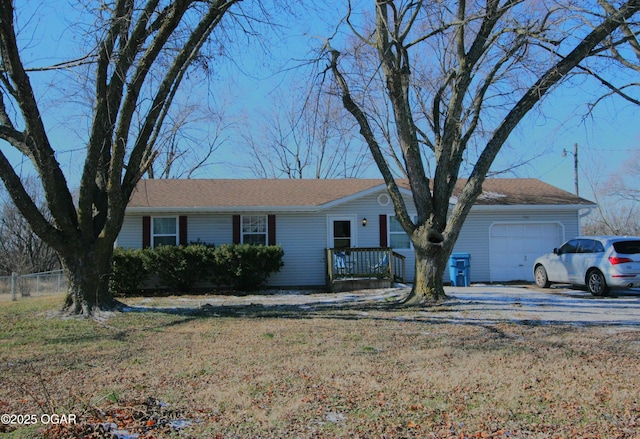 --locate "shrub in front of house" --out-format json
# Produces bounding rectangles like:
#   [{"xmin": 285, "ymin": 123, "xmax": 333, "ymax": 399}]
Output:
[
  {"xmin": 110, "ymin": 247, "xmax": 150, "ymax": 296},
  {"xmin": 142, "ymin": 243, "xmax": 216, "ymax": 293},
  {"xmin": 213, "ymin": 244, "xmax": 284, "ymax": 291},
  {"xmin": 110, "ymin": 243, "xmax": 283, "ymax": 295}
]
